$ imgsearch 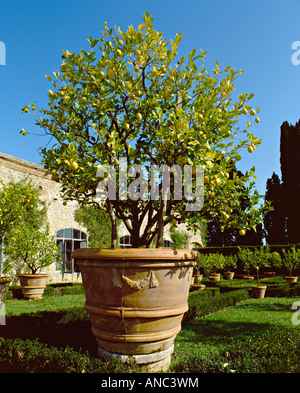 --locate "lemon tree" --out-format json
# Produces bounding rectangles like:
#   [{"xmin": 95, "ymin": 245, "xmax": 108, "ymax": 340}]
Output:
[
  {"xmin": 3, "ymin": 223, "xmax": 58, "ymax": 277},
  {"xmin": 0, "ymin": 179, "xmax": 43, "ymax": 242},
  {"xmin": 22, "ymin": 12, "xmax": 271, "ymax": 248}
]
